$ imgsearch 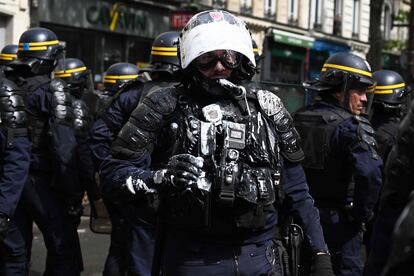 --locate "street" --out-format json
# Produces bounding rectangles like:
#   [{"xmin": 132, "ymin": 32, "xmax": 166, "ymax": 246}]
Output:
[{"xmin": 29, "ymin": 216, "xmax": 110, "ymax": 276}]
